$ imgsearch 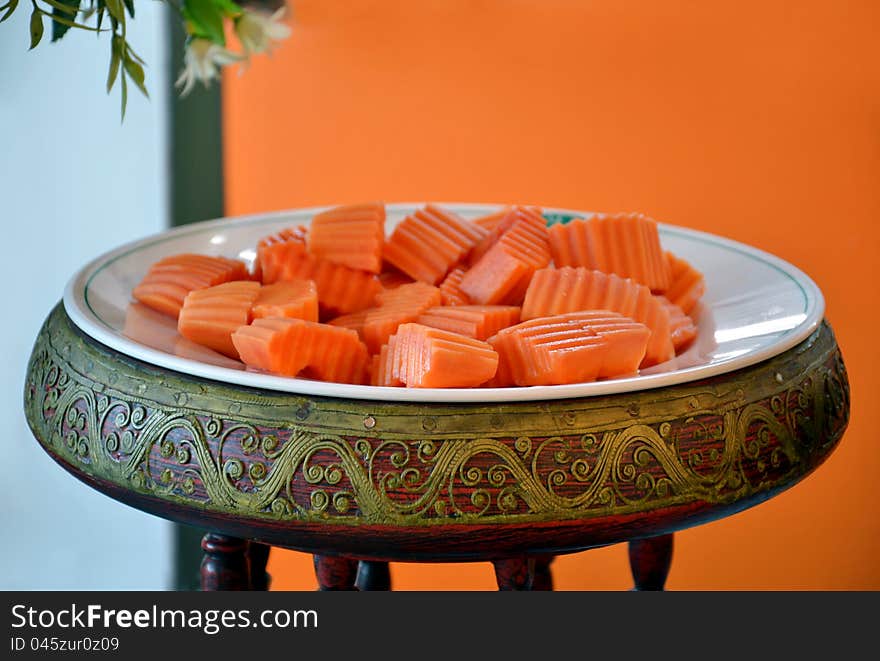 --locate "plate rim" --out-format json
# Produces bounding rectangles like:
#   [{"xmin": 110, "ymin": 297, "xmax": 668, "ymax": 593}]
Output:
[{"xmin": 63, "ymin": 203, "xmax": 825, "ymax": 403}]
